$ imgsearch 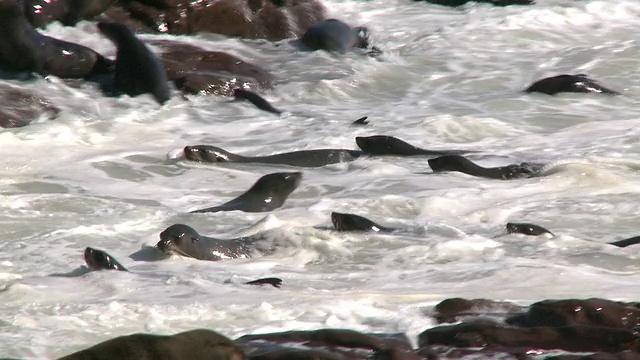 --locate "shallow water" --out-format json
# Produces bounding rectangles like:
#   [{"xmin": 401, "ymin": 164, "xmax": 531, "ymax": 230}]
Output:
[{"xmin": 3, "ymin": 0, "xmax": 640, "ymax": 357}]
